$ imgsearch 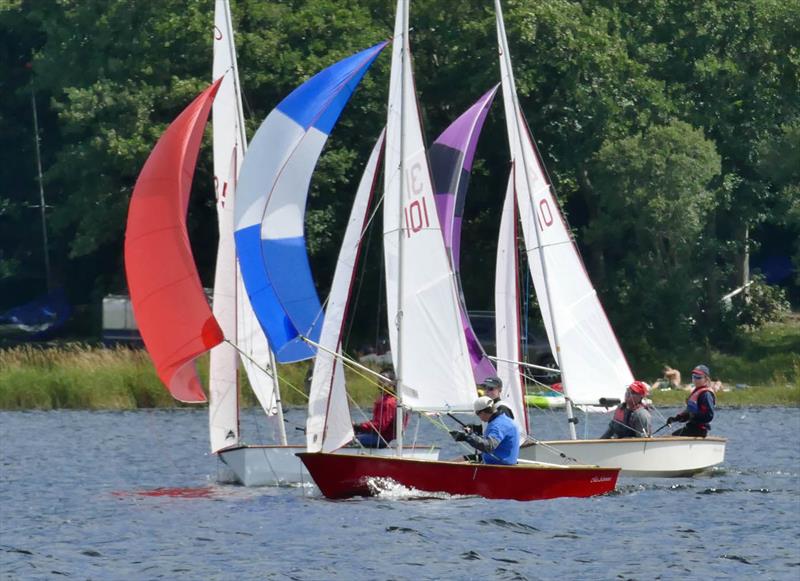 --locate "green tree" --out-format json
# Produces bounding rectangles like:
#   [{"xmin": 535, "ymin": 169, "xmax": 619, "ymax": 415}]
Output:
[{"xmin": 589, "ymin": 121, "xmax": 721, "ymax": 355}]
